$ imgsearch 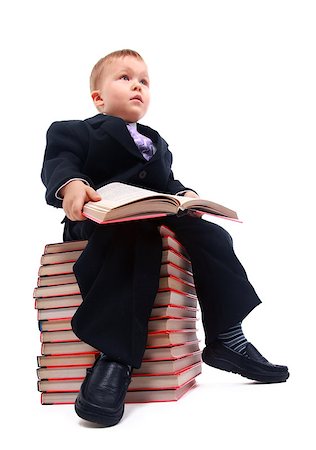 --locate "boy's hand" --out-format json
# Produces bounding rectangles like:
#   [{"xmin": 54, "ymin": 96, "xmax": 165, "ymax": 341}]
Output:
[
  {"xmin": 60, "ymin": 180, "xmax": 101, "ymax": 221},
  {"xmin": 184, "ymin": 191, "xmax": 204, "ymax": 218},
  {"xmin": 183, "ymin": 190, "xmax": 199, "ymax": 198}
]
